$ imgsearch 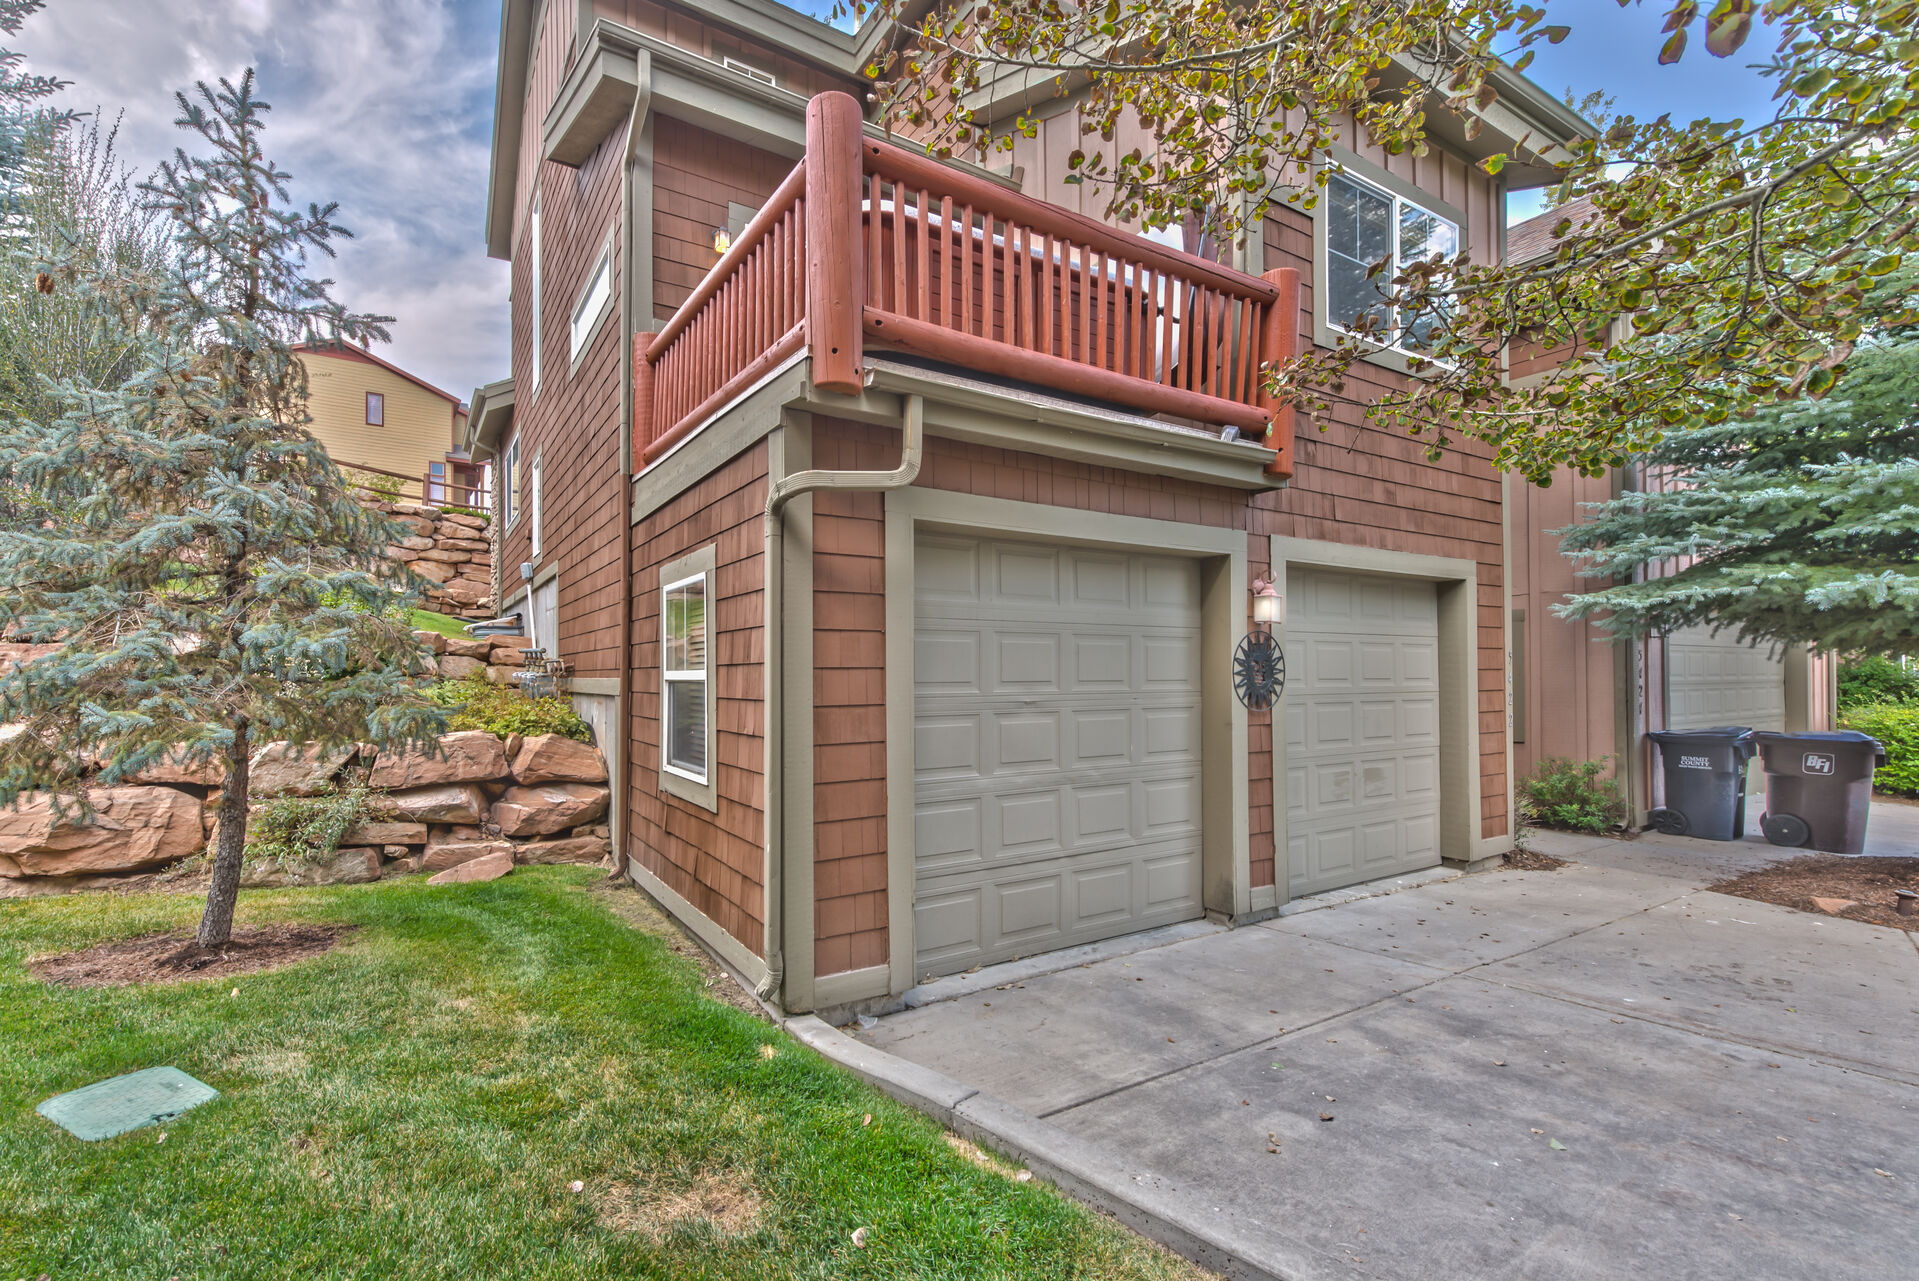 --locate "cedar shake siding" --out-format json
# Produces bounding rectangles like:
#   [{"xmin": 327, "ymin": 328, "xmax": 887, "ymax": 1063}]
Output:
[
  {"xmin": 503, "ymin": 0, "xmax": 623, "ymax": 677},
  {"xmin": 629, "ymin": 441, "xmax": 770, "ymax": 955},
  {"xmin": 651, "ymin": 117, "xmax": 796, "ymax": 323},
  {"xmin": 1258, "ymin": 208, "xmax": 1509, "ymax": 839}
]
